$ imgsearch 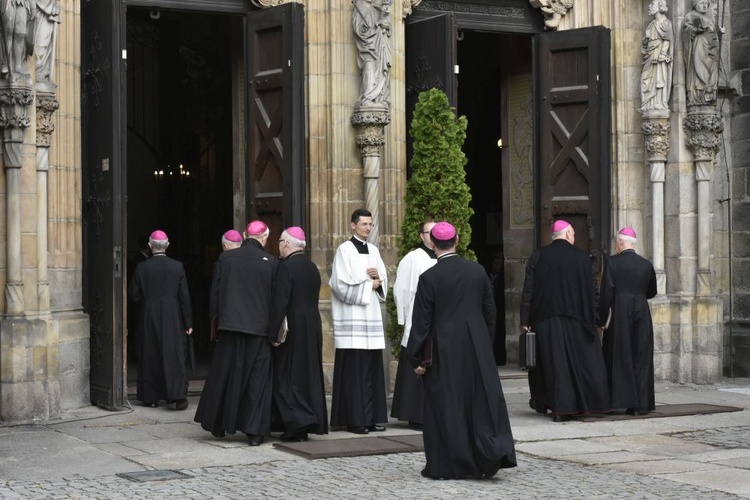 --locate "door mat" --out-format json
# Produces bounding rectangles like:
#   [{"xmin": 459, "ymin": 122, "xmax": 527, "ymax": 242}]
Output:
[
  {"xmin": 273, "ymin": 434, "xmax": 424, "ymax": 459},
  {"xmin": 574, "ymin": 403, "xmax": 743, "ymax": 422}
]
